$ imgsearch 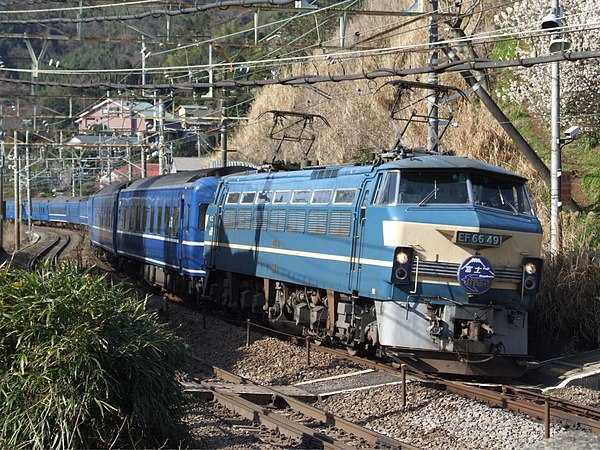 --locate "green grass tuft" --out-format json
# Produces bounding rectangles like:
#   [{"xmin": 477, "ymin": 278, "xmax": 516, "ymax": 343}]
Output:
[{"xmin": 0, "ymin": 262, "xmax": 191, "ymax": 449}]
